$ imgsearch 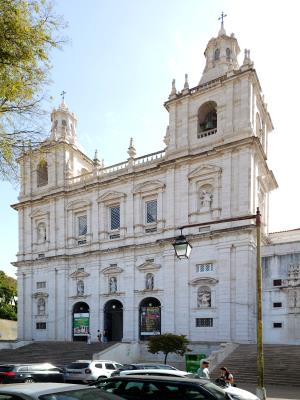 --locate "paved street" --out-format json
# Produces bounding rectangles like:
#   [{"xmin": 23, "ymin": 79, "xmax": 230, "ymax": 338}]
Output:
[{"xmin": 239, "ymin": 384, "xmax": 300, "ymax": 400}]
